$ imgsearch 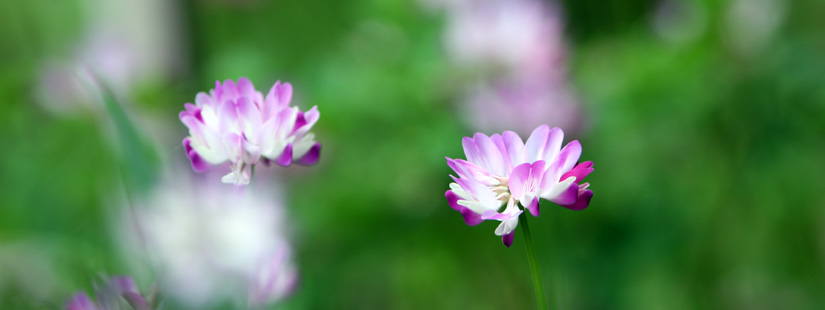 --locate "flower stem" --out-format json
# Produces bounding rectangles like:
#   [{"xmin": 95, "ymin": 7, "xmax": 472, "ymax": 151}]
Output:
[{"xmin": 520, "ymin": 212, "xmax": 549, "ymax": 310}]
